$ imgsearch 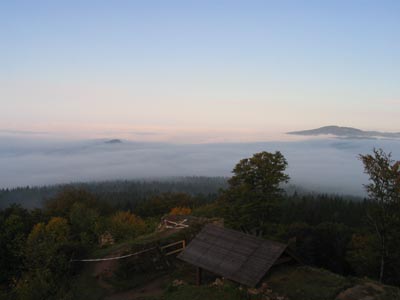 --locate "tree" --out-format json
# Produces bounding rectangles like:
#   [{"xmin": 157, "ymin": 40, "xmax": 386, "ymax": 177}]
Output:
[
  {"xmin": 221, "ymin": 151, "xmax": 290, "ymax": 234},
  {"xmin": 313, "ymin": 222, "xmax": 352, "ymax": 274},
  {"xmin": 359, "ymin": 148, "xmax": 400, "ymax": 282},
  {"xmin": 25, "ymin": 217, "xmax": 70, "ymax": 270},
  {"xmin": 69, "ymin": 202, "xmax": 100, "ymax": 246},
  {"xmin": 135, "ymin": 192, "xmax": 196, "ymax": 218},
  {"xmin": 18, "ymin": 217, "xmax": 74, "ymax": 300},
  {"xmin": 109, "ymin": 211, "xmax": 146, "ymax": 241},
  {"xmin": 0, "ymin": 205, "xmax": 38, "ymax": 288},
  {"xmin": 44, "ymin": 187, "xmax": 110, "ymax": 217},
  {"xmin": 347, "ymin": 233, "xmax": 380, "ymax": 278},
  {"xmin": 0, "ymin": 213, "xmax": 26, "ymax": 286}
]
